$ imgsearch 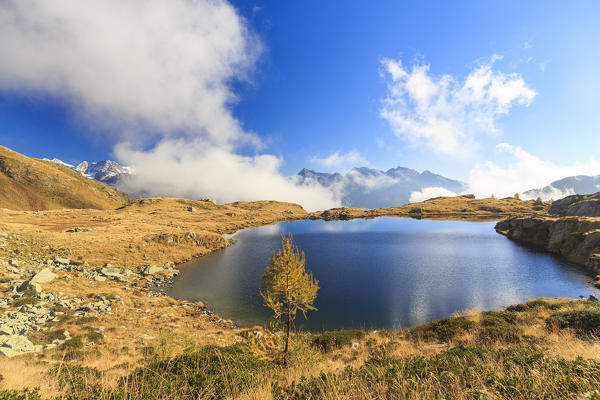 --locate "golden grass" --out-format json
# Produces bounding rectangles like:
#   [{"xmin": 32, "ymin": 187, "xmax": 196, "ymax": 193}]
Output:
[{"xmin": 0, "ymin": 145, "xmax": 129, "ymax": 211}]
